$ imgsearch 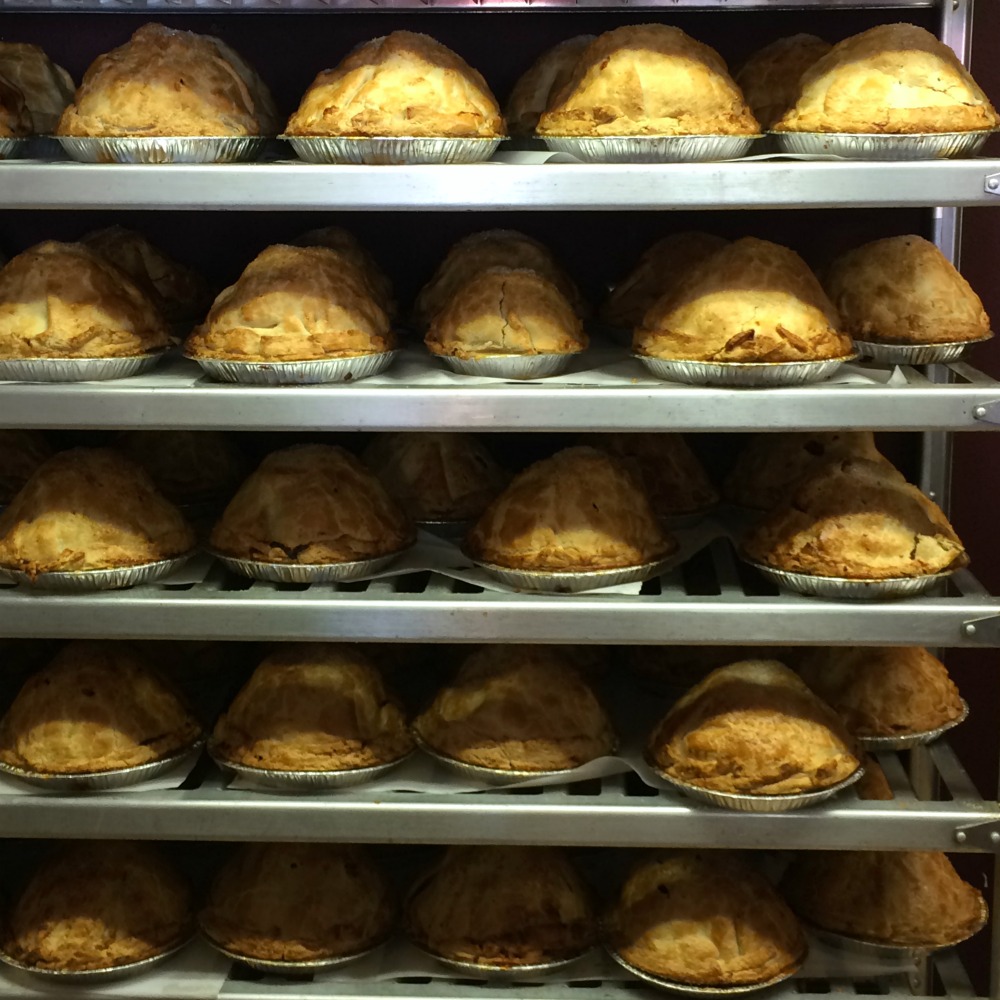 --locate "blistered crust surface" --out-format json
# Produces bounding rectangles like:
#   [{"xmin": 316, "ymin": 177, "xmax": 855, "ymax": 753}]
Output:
[
  {"xmin": 505, "ymin": 36, "xmax": 595, "ymax": 137},
  {"xmin": 735, "ymin": 35, "xmax": 831, "ymax": 130}
]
